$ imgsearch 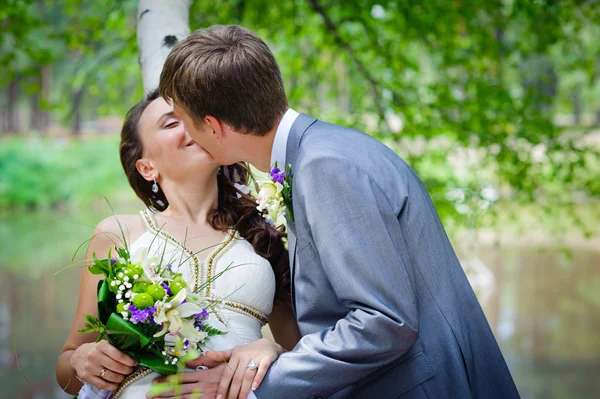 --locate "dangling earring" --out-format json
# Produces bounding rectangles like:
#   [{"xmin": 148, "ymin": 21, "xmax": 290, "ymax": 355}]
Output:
[{"xmin": 152, "ymin": 176, "xmax": 159, "ymax": 193}]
